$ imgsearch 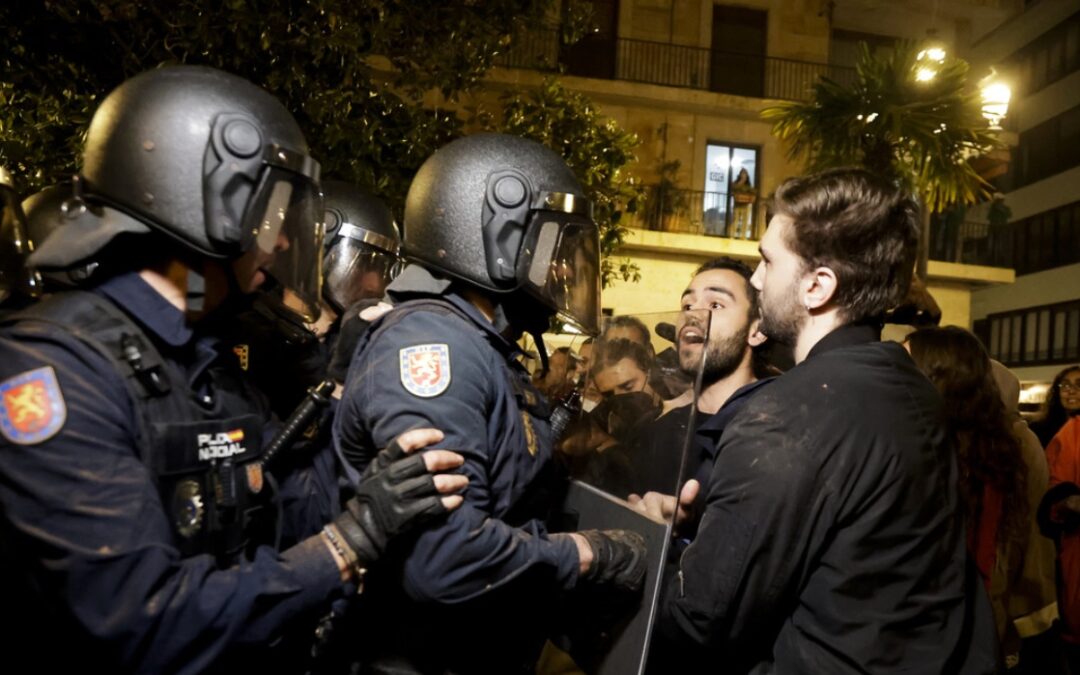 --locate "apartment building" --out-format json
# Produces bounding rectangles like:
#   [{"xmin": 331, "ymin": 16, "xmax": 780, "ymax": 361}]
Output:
[
  {"xmin": 479, "ymin": 0, "xmax": 1019, "ymax": 327},
  {"xmin": 964, "ymin": 0, "xmax": 1080, "ymax": 396}
]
